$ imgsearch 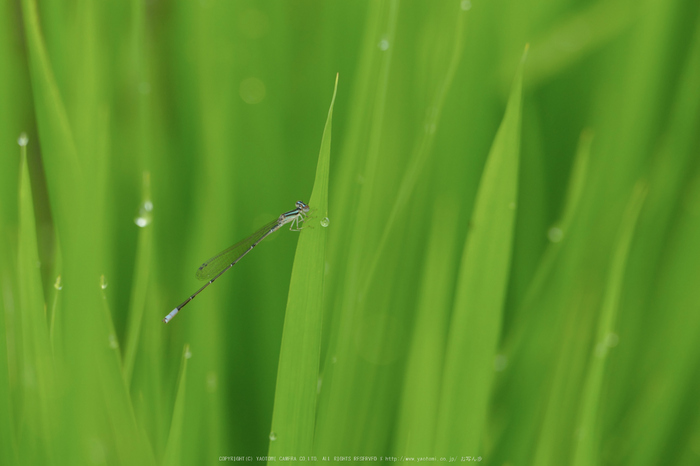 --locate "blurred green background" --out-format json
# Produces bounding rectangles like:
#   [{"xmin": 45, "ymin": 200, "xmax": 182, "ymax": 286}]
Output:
[{"xmin": 1, "ymin": 0, "xmax": 700, "ymax": 464}]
